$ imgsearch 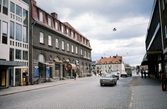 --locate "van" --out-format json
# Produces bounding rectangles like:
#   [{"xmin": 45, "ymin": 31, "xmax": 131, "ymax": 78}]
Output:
[{"xmin": 125, "ymin": 67, "xmax": 132, "ymax": 76}]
